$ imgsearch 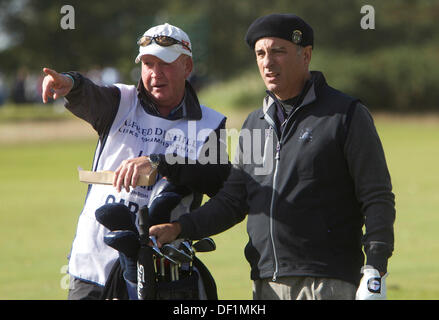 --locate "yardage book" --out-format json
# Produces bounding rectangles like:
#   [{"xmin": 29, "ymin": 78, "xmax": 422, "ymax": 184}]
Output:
[{"xmin": 78, "ymin": 167, "xmax": 157, "ymax": 186}]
